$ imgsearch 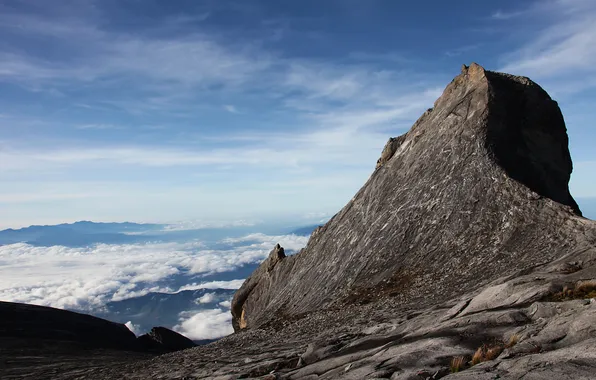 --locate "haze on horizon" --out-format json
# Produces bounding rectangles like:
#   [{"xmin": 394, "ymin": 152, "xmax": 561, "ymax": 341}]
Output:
[{"xmin": 1, "ymin": 0, "xmax": 595, "ymax": 229}]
